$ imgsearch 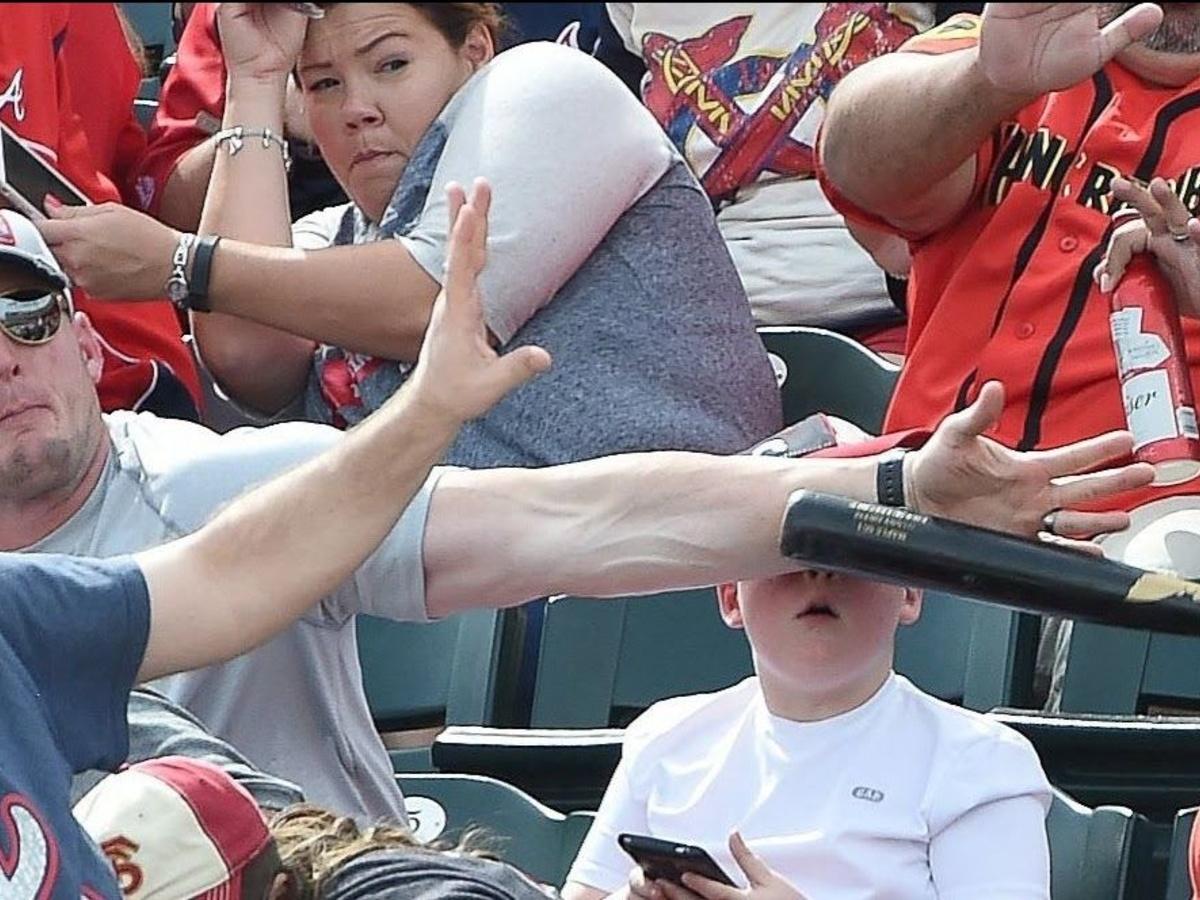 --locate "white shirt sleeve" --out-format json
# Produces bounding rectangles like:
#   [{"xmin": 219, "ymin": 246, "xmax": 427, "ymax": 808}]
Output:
[
  {"xmin": 290, "ymin": 203, "xmax": 350, "ymax": 250},
  {"xmin": 926, "ymin": 731, "xmax": 1052, "ymax": 899},
  {"xmin": 565, "ymin": 757, "xmax": 649, "ymax": 893},
  {"xmin": 605, "ymin": 4, "xmax": 639, "ymax": 55},
  {"xmin": 395, "ymin": 42, "xmax": 676, "ymax": 344}
]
